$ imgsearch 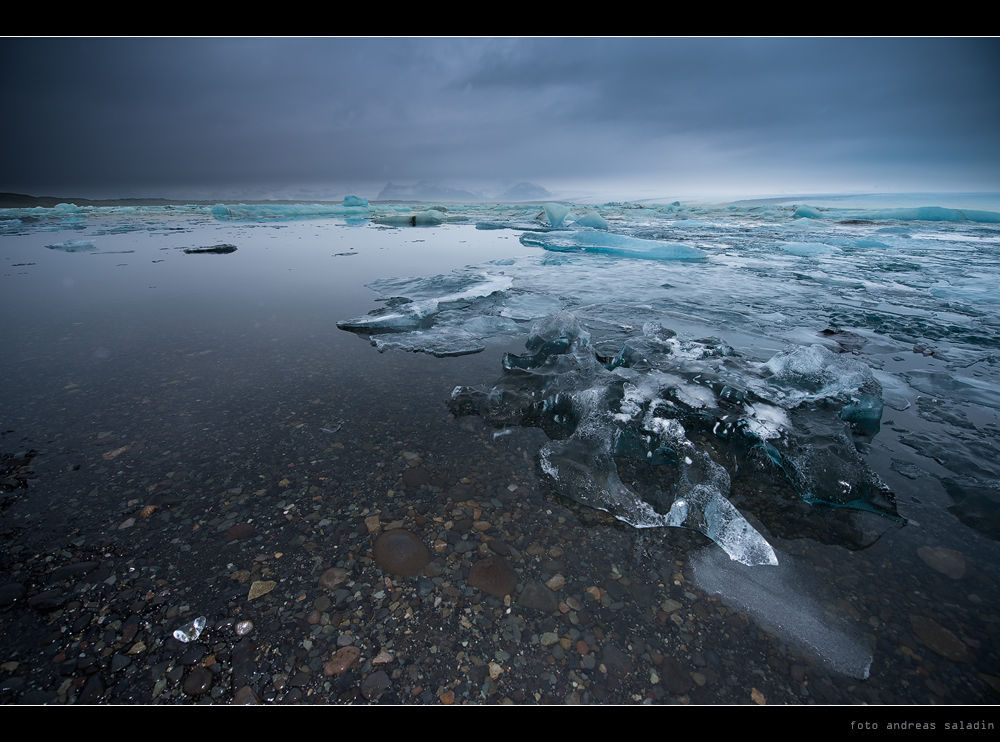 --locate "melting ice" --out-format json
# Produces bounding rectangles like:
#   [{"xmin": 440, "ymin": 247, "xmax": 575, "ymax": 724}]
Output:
[{"xmin": 335, "ymin": 196, "xmax": 1000, "ymax": 565}]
